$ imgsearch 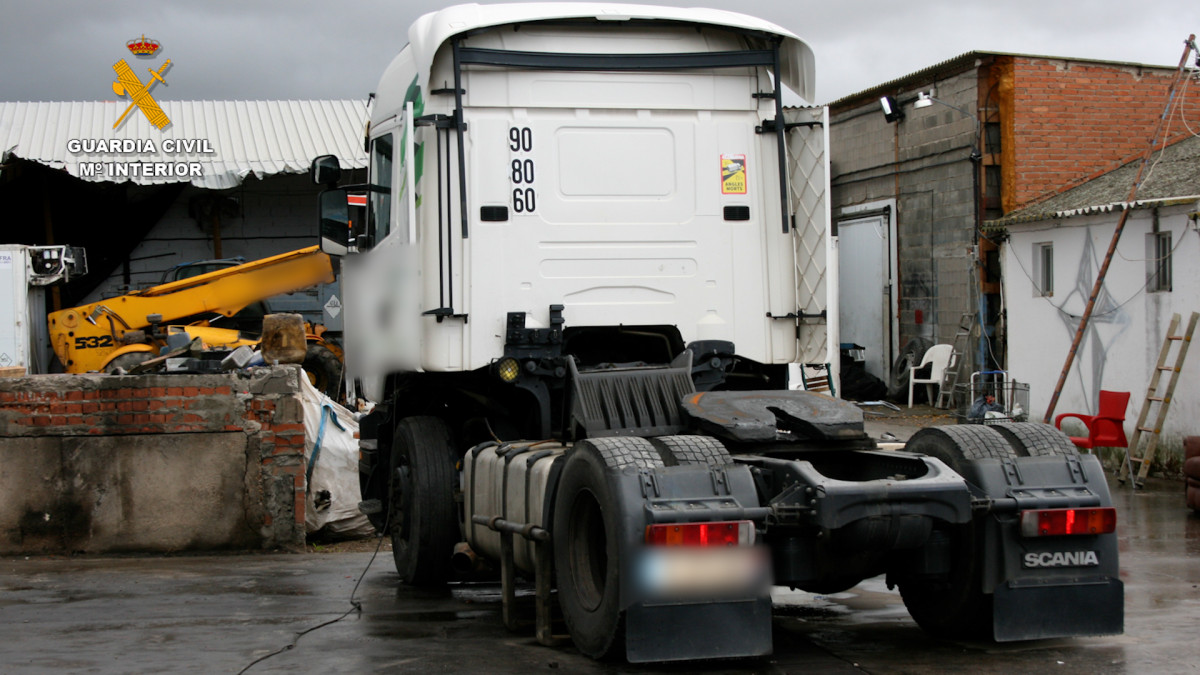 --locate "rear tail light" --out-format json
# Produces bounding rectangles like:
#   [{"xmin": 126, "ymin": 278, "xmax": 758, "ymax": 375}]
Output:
[
  {"xmin": 644, "ymin": 520, "xmax": 755, "ymax": 547},
  {"xmin": 1019, "ymin": 507, "xmax": 1116, "ymax": 537}
]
